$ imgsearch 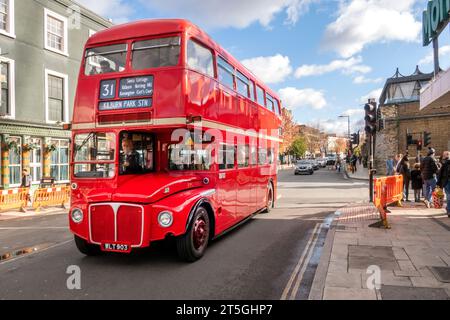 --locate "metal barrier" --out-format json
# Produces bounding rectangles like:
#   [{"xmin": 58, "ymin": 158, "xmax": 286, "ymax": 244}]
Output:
[
  {"xmin": 373, "ymin": 175, "xmax": 403, "ymax": 229},
  {"xmin": 32, "ymin": 186, "xmax": 70, "ymax": 212},
  {"xmin": 0, "ymin": 188, "xmax": 29, "ymax": 213}
]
